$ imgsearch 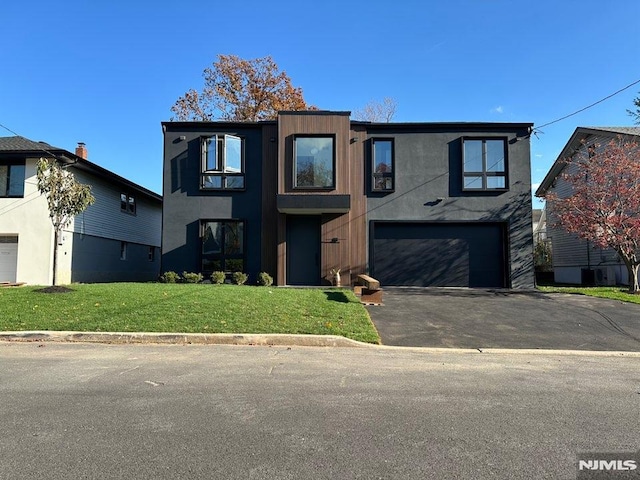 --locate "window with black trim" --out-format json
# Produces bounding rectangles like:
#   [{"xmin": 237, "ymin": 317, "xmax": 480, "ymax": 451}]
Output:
[
  {"xmin": 201, "ymin": 135, "xmax": 245, "ymax": 190},
  {"xmin": 120, "ymin": 193, "xmax": 136, "ymax": 214},
  {"xmin": 0, "ymin": 160, "xmax": 25, "ymax": 197},
  {"xmin": 462, "ymin": 138, "xmax": 507, "ymax": 190},
  {"xmin": 372, "ymin": 138, "xmax": 394, "ymax": 191},
  {"xmin": 294, "ymin": 135, "xmax": 335, "ymax": 189},
  {"xmin": 201, "ymin": 220, "xmax": 245, "ymax": 273}
]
